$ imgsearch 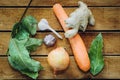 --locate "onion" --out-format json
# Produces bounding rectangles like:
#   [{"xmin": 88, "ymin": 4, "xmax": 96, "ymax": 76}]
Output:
[{"xmin": 47, "ymin": 47, "xmax": 70, "ymax": 74}]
